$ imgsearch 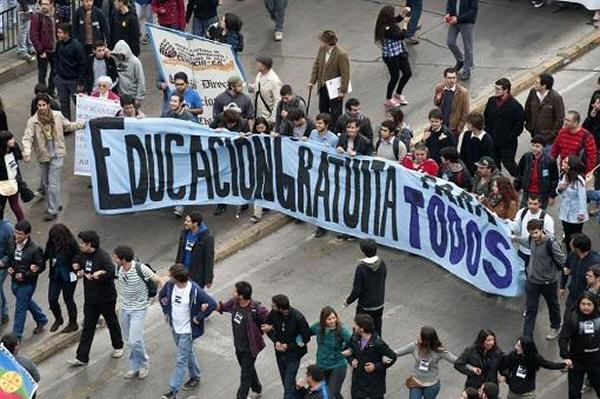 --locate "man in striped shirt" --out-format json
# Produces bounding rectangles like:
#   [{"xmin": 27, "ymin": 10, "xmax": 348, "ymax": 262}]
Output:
[{"xmin": 113, "ymin": 245, "xmax": 164, "ymax": 380}]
